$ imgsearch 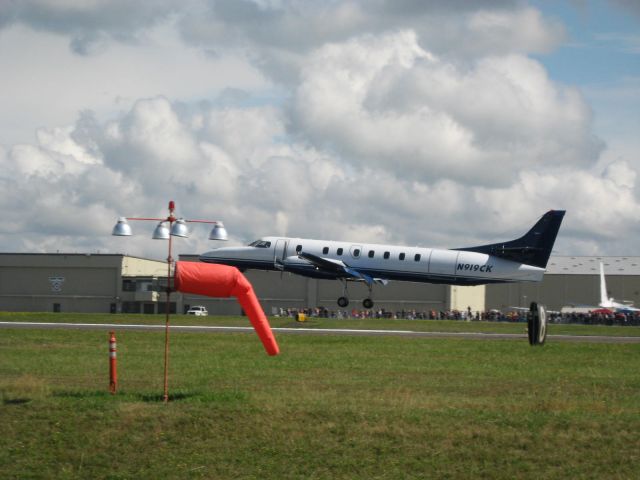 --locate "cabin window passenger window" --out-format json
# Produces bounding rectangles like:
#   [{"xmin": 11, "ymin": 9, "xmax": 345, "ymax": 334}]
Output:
[
  {"xmin": 353, "ymin": 249, "xmax": 360, "ymax": 257},
  {"xmin": 414, "ymin": 254, "xmax": 421, "ymax": 261},
  {"xmin": 337, "ymin": 248, "xmax": 343, "ymax": 256},
  {"xmin": 399, "ymin": 253, "xmax": 405, "ymax": 260},
  {"xmin": 296, "ymin": 245, "xmax": 302, "ymax": 253},
  {"xmin": 368, "ymin": 250, "xmax": 375, "ymax": 258},
  {"xmin": 383, "ymin": 252, "xmax": 390, "ymax": 259},
  {"xmin": 323, "ymin": 247, "xmax": 329, "ymax": 254}
]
